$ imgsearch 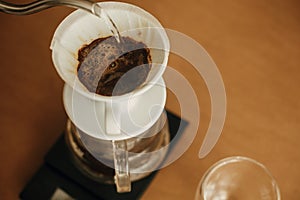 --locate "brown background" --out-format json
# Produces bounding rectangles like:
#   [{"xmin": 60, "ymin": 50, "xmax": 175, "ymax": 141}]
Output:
[{"xmin": 1, "ymin": 0, "xmax": 300, "ymax": 199}]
